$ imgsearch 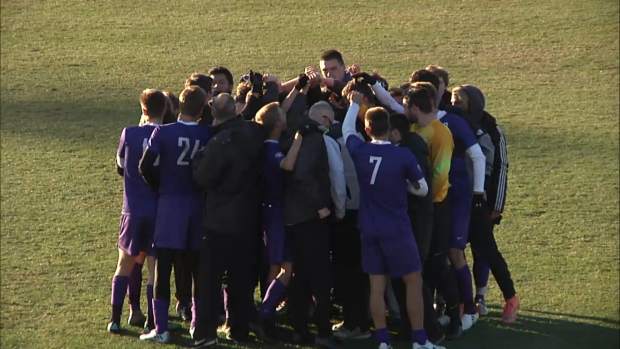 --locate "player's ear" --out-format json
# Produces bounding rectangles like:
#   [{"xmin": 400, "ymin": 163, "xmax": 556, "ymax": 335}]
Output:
[
  {"xmin": 142, "ymin": 107, "xmax": 148, "ymax": 116},
  {"xmin": 365, "ymin": 126, "xmax": 372, "ymax": 137}
]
